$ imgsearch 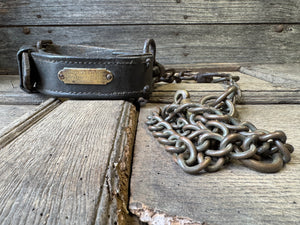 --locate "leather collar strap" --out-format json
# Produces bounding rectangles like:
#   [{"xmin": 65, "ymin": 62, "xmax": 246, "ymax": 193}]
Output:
[{"xmin": 17, "ymin": 40, "xmax": 156, "ymax": 100}]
